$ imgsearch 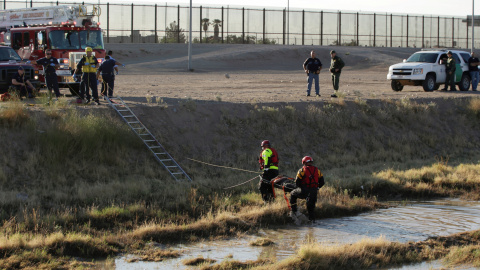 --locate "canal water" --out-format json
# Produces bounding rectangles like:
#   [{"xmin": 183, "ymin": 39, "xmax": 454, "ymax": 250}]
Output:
[{"xmin": 115, "ymin": 199, "xmax": 480, "ymax": 269}]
